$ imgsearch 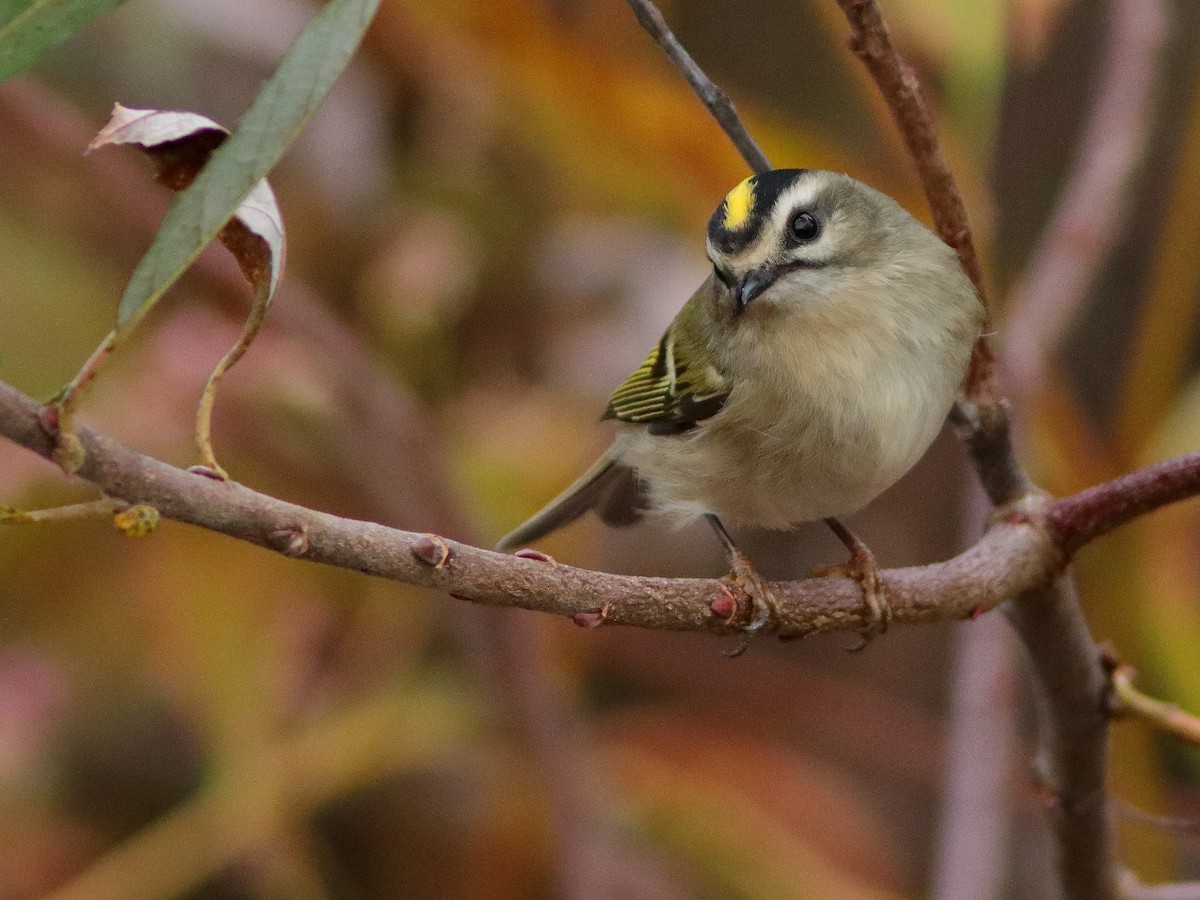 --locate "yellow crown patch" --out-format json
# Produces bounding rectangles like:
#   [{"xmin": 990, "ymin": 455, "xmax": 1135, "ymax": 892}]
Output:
[{"xmin": 722, "ymin": 176, "xmax": 755, "ymax": 230}]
